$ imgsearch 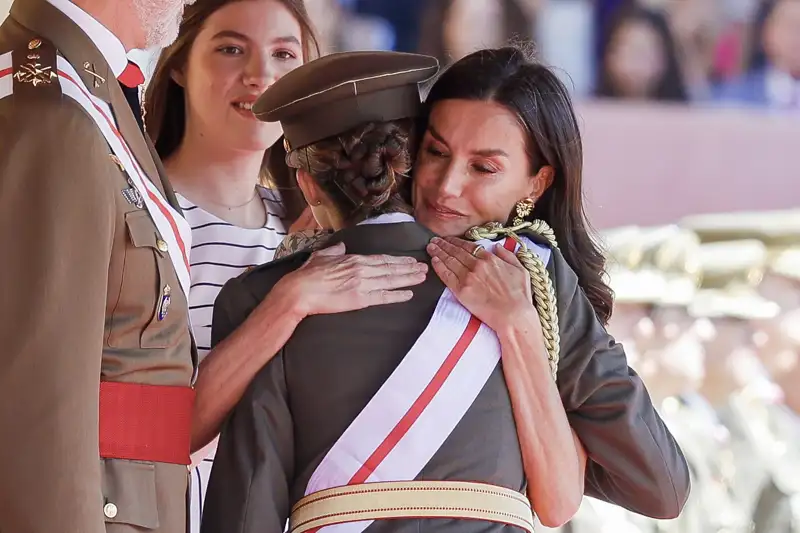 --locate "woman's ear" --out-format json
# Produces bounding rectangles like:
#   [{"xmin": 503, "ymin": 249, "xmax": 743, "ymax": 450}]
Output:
[
  {"xmin": 296, "ymin": 168, "xmax": 321, "ymax": 207},
  {"xmin": 530, "ymin": 165, "xmax": 555, "ymax": 200},
  {"xmin": 170, "ymin": 68, "xmax": 186, "ymax": 88}
]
